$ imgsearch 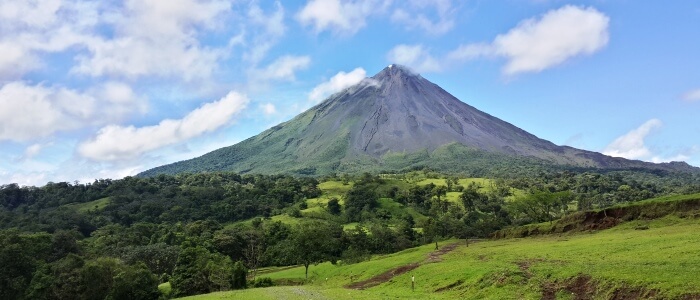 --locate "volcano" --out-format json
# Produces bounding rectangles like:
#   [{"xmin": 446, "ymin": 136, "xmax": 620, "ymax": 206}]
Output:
[{"xmin": 139, "ymin": 65, "xmax": 695, "ymax": 177}]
